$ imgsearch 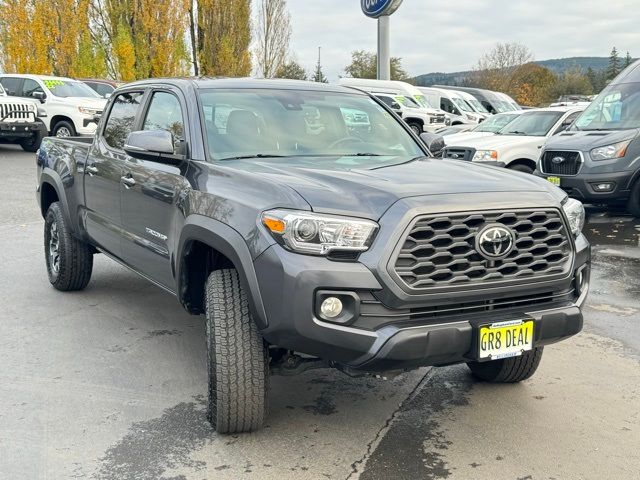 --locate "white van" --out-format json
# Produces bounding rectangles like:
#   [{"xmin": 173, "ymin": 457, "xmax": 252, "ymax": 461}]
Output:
[
  {"xmin": 418, "ymin": 87, "xmax": 484, "ymax": 125},
  {"xmin": 451, "ymin": 90, "xmax": 492, "ymax": 118},
  {"xmin": 338, "ymin": 78, "xmax": 449, "ymax": 134}
]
